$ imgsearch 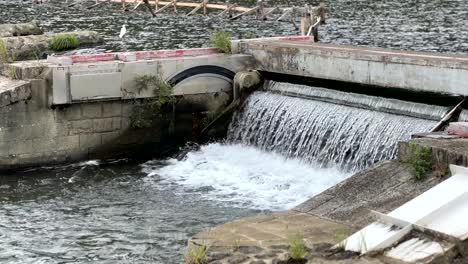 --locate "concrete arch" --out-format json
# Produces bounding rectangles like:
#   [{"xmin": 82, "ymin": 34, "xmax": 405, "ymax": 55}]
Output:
[{"xmin": 168, "ymin": 65, "xmax": 236, "ymax": 96}]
